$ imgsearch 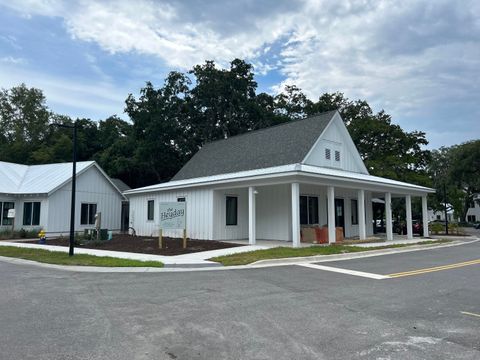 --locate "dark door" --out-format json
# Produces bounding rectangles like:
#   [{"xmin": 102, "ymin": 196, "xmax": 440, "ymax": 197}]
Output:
[
  {"xmin": 121, "ymin": 202, "xmax": 129, "ymax": 232},
  {"xmin": 335, "ymin": 198, "xmax": 345, "ymax": 235}
]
